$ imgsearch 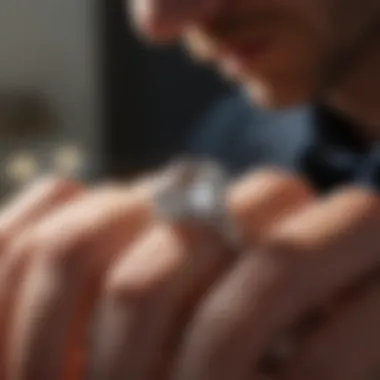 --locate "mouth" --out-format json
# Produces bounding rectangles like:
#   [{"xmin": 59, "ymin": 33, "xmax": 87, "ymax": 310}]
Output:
[
  {"xmin": 184, "ymin": 16, "xmax": 274, "ymax": 79},
  {"xmin": 184, "ymin": 30, "xmax": 272, "ymax": 76}
]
